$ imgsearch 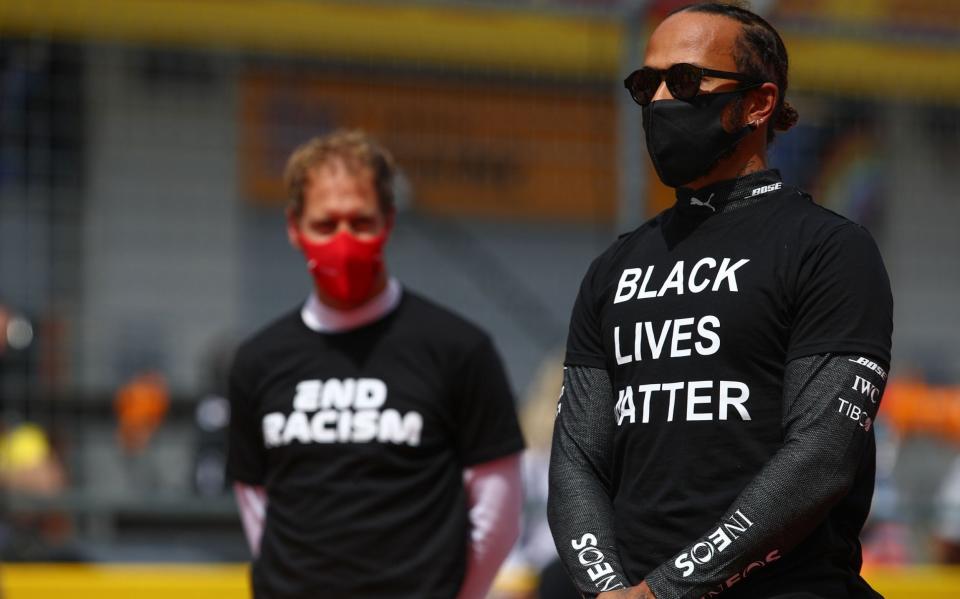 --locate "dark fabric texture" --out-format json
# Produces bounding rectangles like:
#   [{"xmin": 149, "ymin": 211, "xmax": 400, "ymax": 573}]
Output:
[
  {"xmin": 548, "ymin": 366, "xmax": 629, "ymax": 597},
  {"xmin": 226, "ymin": 291, "xmax": 525, "ymax": 599},
  {"xmin": 645, "ymin": 354, "xmax": 887, "ymax": 599},
  {"xmin": 558, "ymin": 170, "xmax": 893, "ymax": 598},
  {"xmin": 538, "ymin": 559, "xmax": 583, "ymax": 599},
  {"xmin": 786, "ymin": 226, "xmax": 893, "ymax": 364}
]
